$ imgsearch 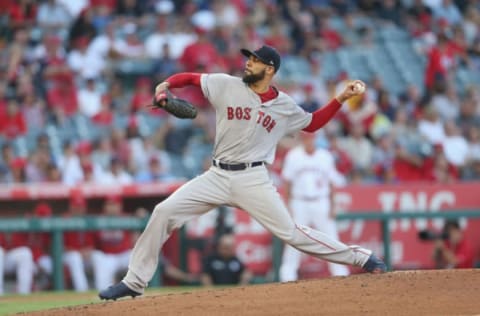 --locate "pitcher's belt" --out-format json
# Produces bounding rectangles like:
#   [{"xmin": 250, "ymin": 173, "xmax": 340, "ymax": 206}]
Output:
[{"xmin": 212, "ymin": 159, "xmax": 264, "ymax": 171}]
